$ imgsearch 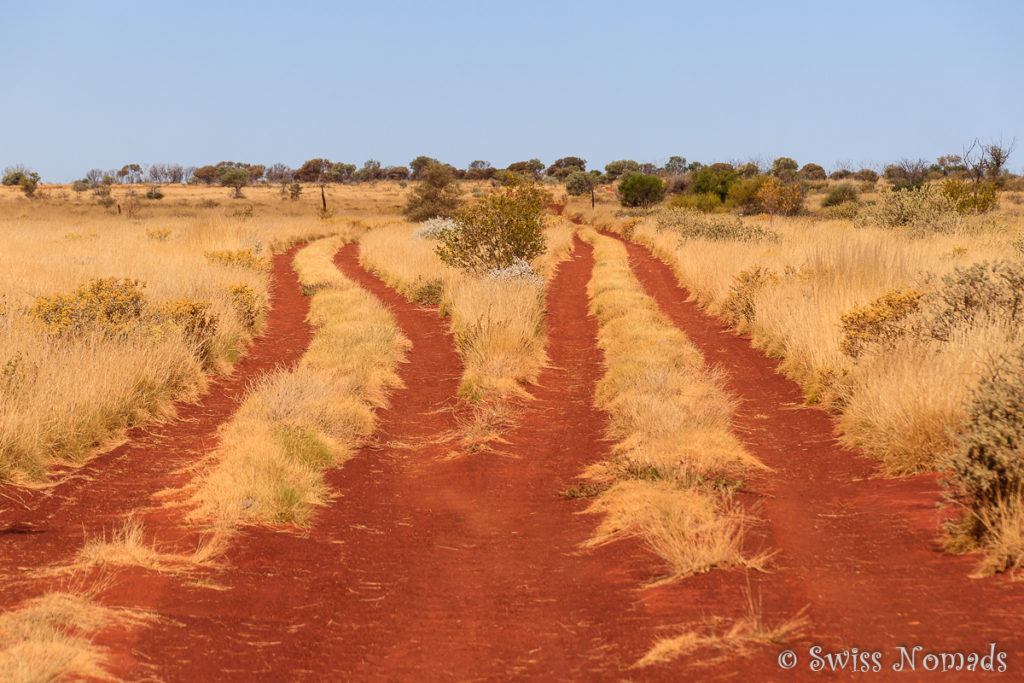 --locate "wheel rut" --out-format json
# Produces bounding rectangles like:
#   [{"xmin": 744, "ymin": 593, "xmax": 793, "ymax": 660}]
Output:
[
  {"xmin": 610, "ymin": 232, "xmax": 1024, "ymax": 678},
  {"xmin": 120, "ymin": 238, "xmax": 695, "ymax": 680}
]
